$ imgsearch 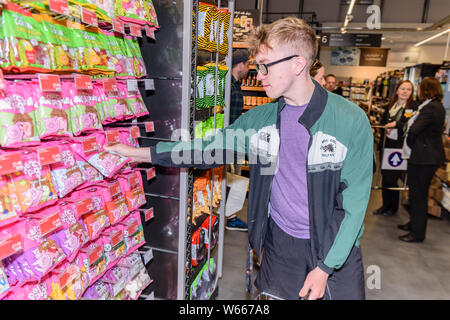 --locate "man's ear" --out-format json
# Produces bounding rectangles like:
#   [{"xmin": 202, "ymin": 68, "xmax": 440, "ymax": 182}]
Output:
[{"xmin": 294, "ymin": 56, "xmax": 307, "ymax": 76}]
